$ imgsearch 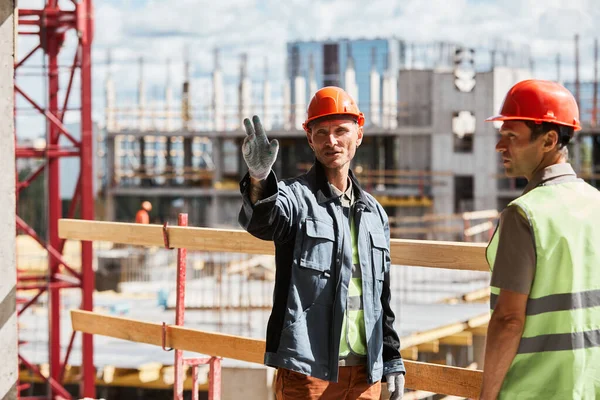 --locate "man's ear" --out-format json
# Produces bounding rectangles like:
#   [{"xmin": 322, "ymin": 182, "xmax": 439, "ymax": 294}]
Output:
[
  {"xmin": 357, "ymin": 125, "xmax": 363, "ymax": 147},
  {"xmin": 543, "ymin": 130, "xmax": 559, "ymax": 152},
  {"xmin": 306, "ymin": 130, "xmax": 314, "ymax": 150}
]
